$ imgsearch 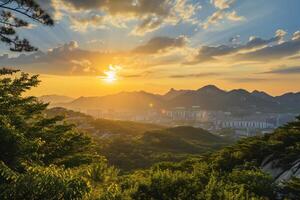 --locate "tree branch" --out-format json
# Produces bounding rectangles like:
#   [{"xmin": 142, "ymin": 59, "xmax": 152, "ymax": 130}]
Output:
[
  {"xmin": 0, "ymin": 20, "xmax": 19, "ymax": 27},
  {"xmin": 0, "ymin": 5, "xmax": 45, "ymax": 24},
  {"xmin": 0, "ymin": 0, "xmax": 12, "ymax": 7}
]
